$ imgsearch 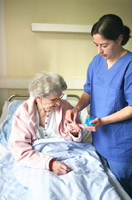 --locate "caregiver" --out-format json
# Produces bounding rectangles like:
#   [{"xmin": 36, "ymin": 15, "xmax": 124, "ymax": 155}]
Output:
[{"xmin": 66, "ymin": 14, "xmax": 132, "ymax": 198}]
